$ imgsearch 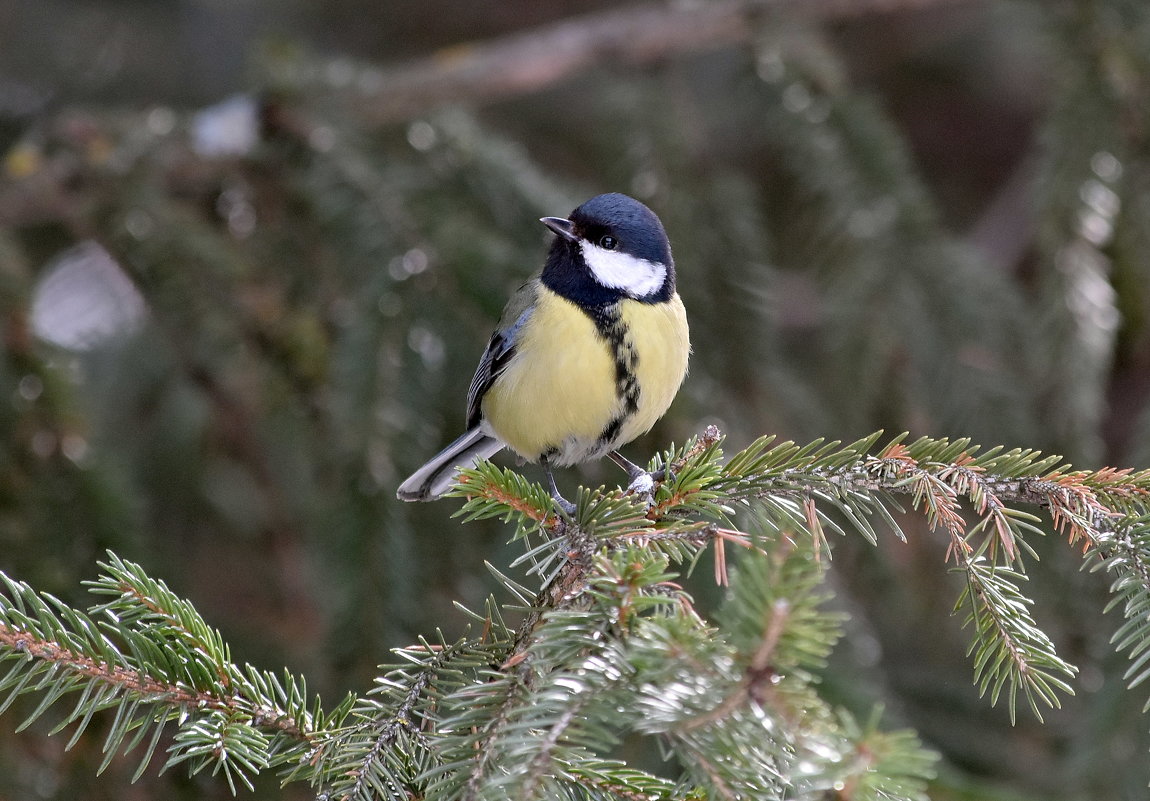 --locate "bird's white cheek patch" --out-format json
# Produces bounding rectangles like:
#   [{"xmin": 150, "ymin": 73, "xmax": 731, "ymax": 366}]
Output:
[{"xmin": 581, "ymin": 241, "xmax": 667, "ymax": 297}]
